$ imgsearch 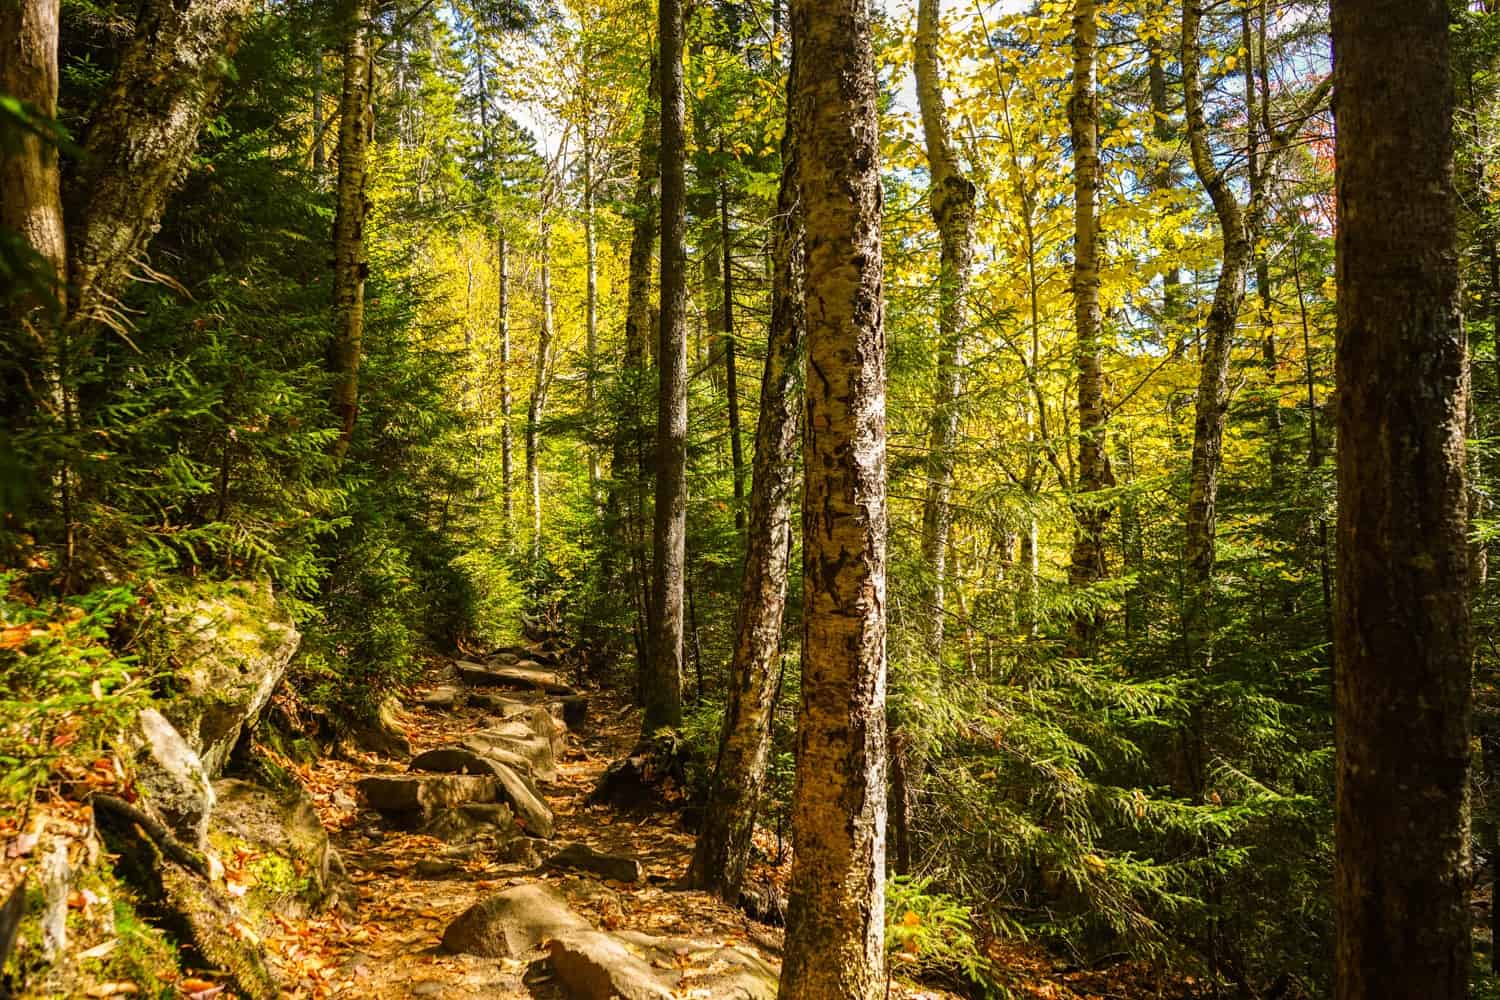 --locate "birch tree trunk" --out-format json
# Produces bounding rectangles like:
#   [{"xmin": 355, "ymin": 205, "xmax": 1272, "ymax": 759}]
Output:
[
  {"xmin": 528, "ymin": 228, "xmax": 556, "ymax": 567},
  {"xmin": 779, "ymin": 0, "xmax": 888, "ymax": 995},
  {"xmin": 328, "ymin": 0, "xmax": 374, "ymax": 461},
  {"xmin": 914, "ymin": 0, "xmax": 976, "ymax": 660},
  {"xmin": 645, "ymin": 0, "xmax": 687, "ymax": 736},
  {"xmin": 498, "ymin": 231, "xmax": 513, "ymax": 530},
  {"xmin": 686, "ymin": 105, "xmax": 804, "ymax": 900},
  {"xmin": 906, "ymin": 0, "xmax": 978, "ymax": 659},
  {"xmin": 1067, "ymin": 0, "xmax": 1113, "ymax": 654},
  {"xmin": 1332, "ymin": 1, "xmax": 1472, "ymax": 996}
]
